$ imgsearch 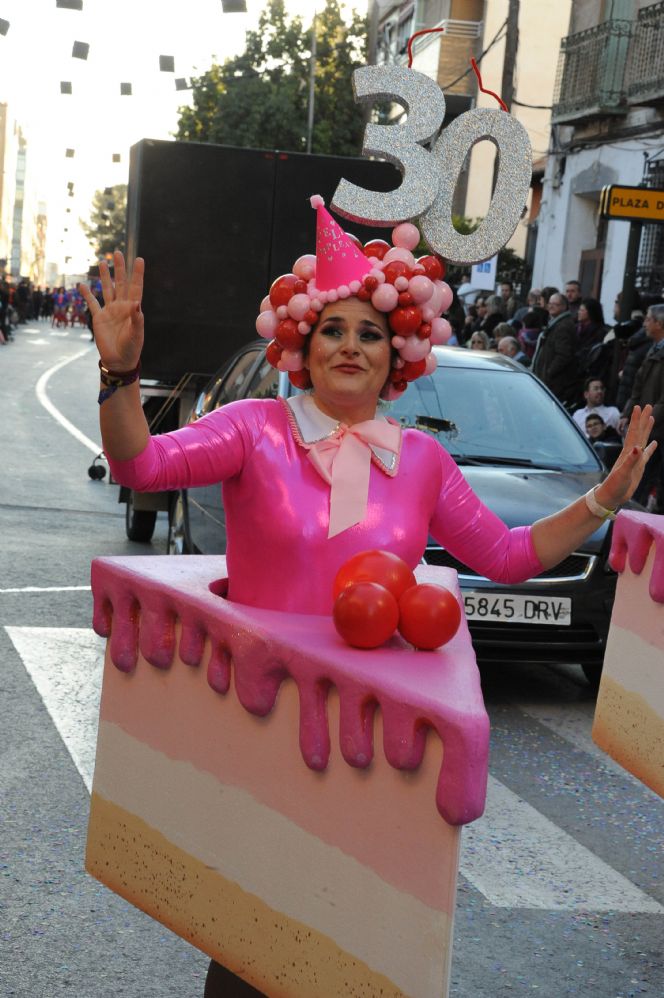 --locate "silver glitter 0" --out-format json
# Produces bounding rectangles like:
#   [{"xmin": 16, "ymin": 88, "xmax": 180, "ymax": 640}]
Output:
[
  {"xmin": 332, "ymin": 65, "xmax": 445, "ymax": 227},
  {"xmin": 421, "ymin": 108, "xmax": 532, "ymax": 265}
]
